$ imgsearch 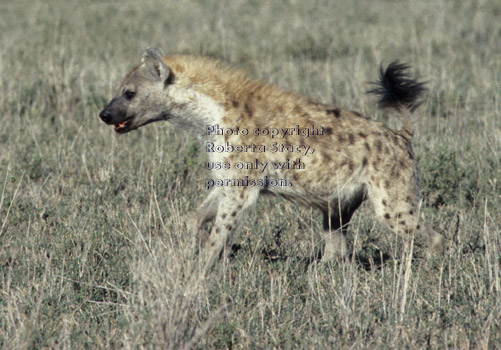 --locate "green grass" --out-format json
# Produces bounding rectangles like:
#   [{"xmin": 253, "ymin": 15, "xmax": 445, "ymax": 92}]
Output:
[{"xmin": 0, "ymin": 0, "xmax": 500, "ymax": 348}]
